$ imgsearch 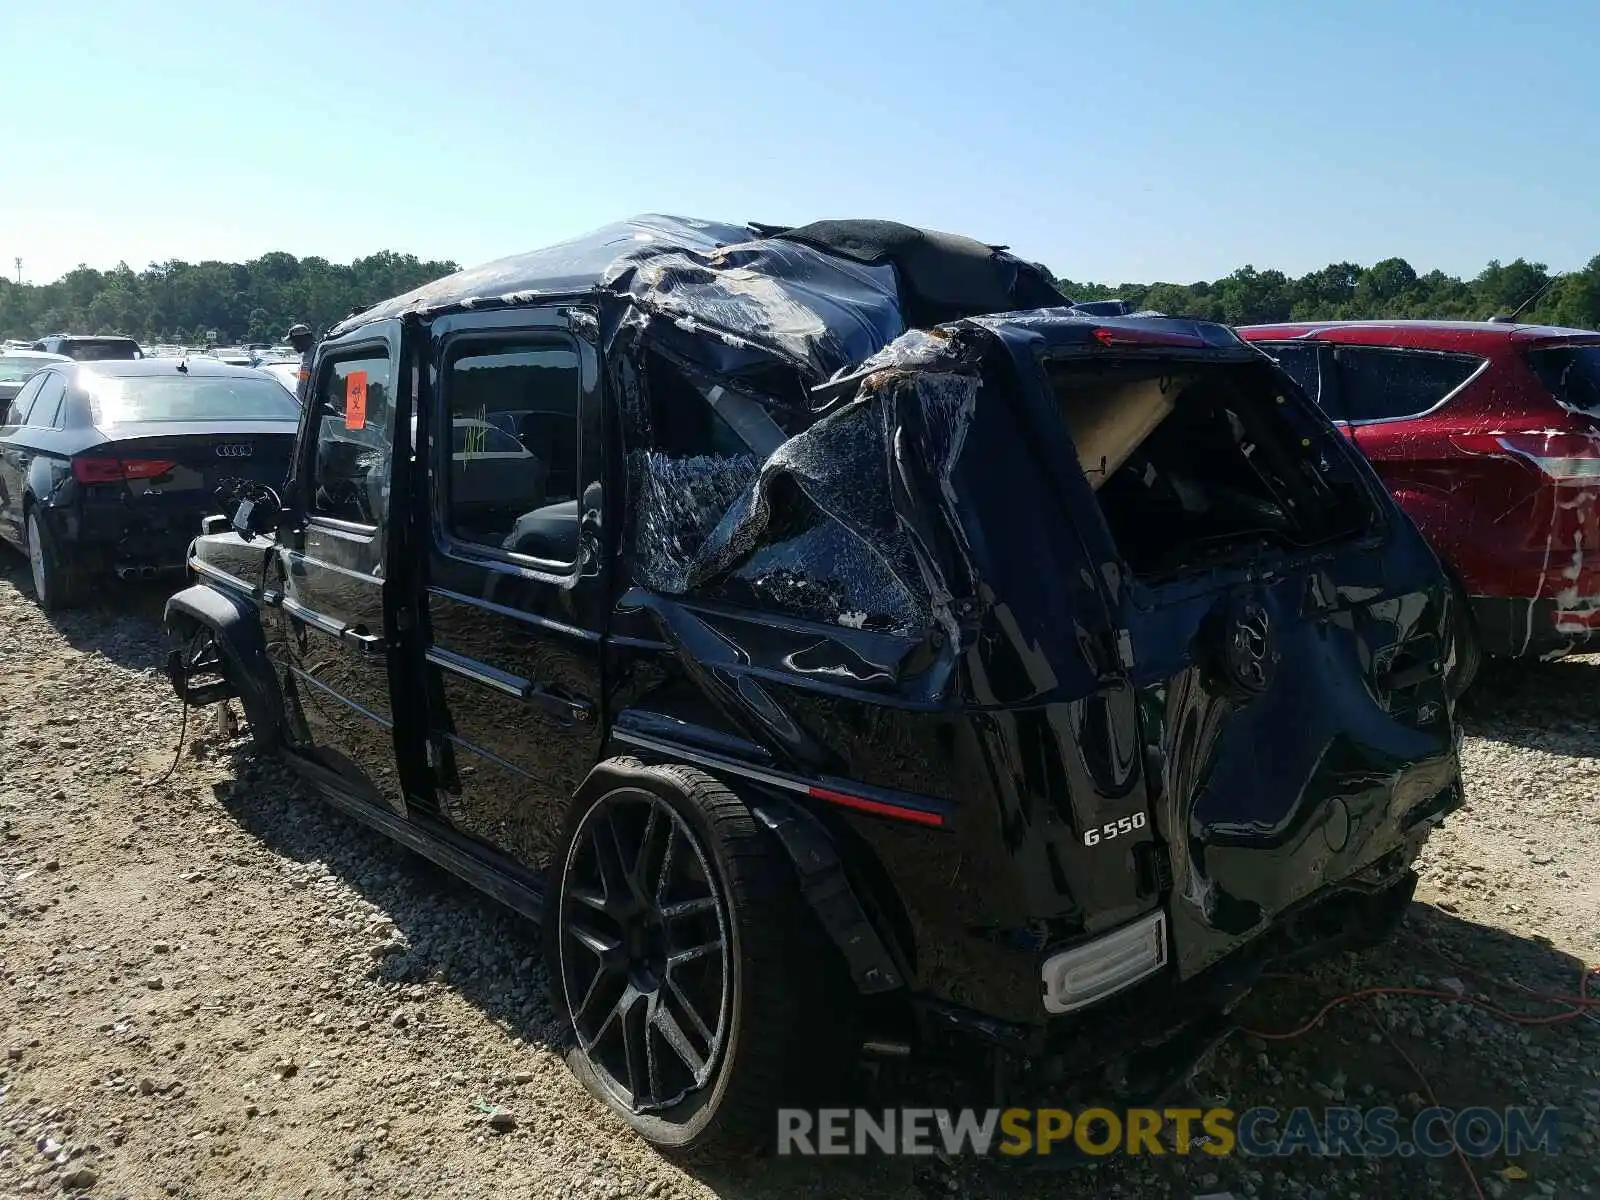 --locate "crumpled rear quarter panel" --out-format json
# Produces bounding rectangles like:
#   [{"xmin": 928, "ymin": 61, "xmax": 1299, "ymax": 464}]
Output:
[{"xmin": 1130, "ymin": 549, "xmax": 1462, "ymax": 978}]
